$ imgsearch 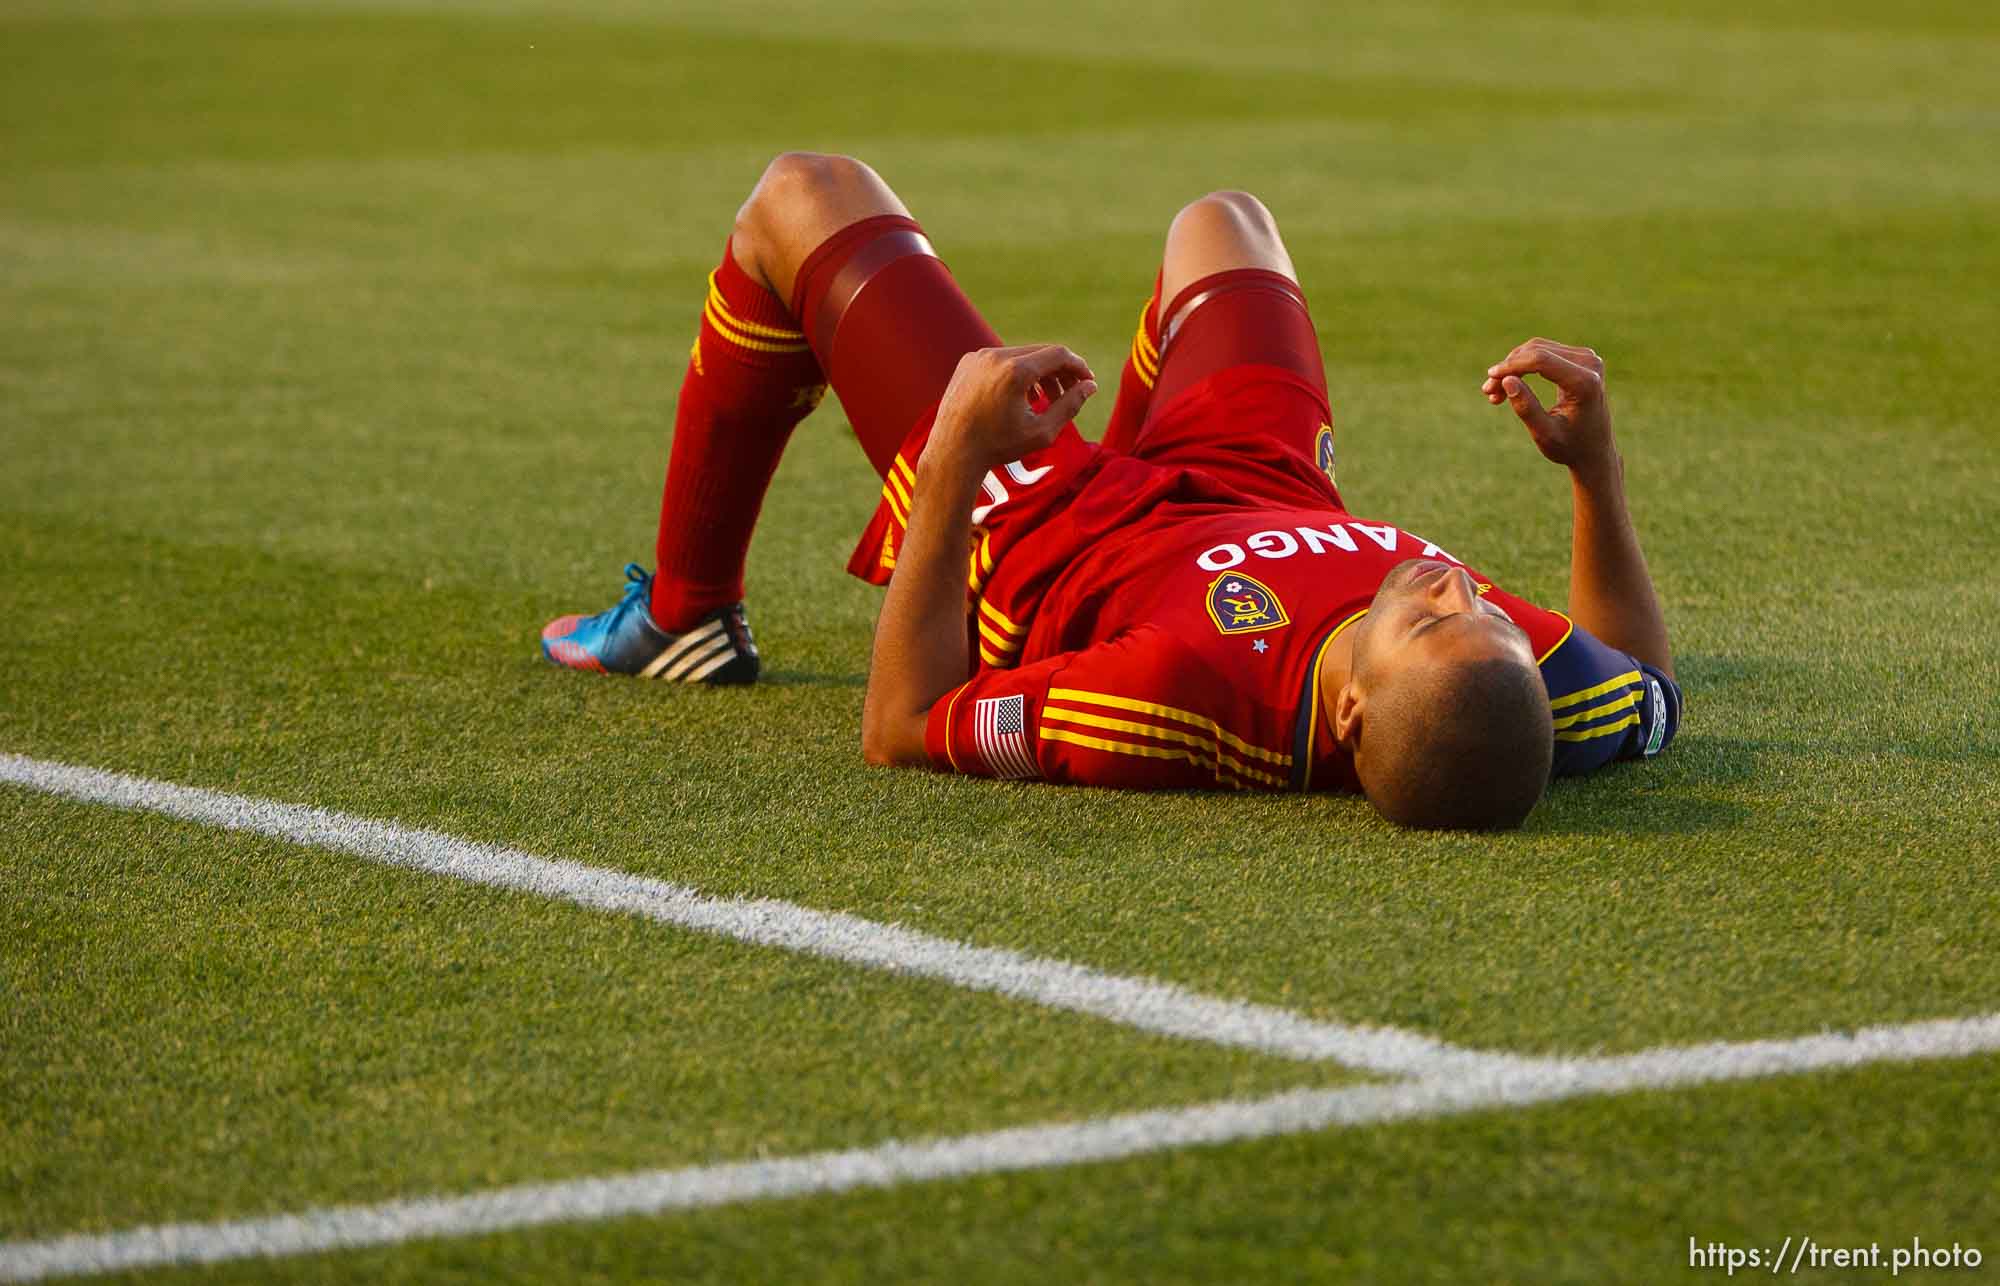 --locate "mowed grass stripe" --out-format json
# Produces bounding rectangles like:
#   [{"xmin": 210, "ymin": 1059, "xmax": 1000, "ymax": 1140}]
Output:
[
  {"xmin": 4, "ymin": 788, "xmax": 1367, "ymax": 1246},
  {"xmin": 0, "ymin": 753, "xmax": 1502, "ymax": 1076},
  {"xmin": 5, "ymin": 1012, "xmax": 1996, "ymax": 1282}
]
